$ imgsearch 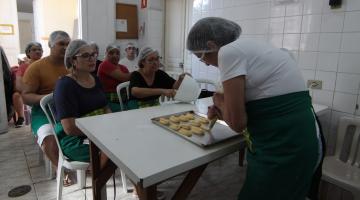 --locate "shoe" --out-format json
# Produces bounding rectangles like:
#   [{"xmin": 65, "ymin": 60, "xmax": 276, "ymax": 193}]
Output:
[{"xmin": 15, "ymin": 117, "xmax": 24, "ymax": 128}]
